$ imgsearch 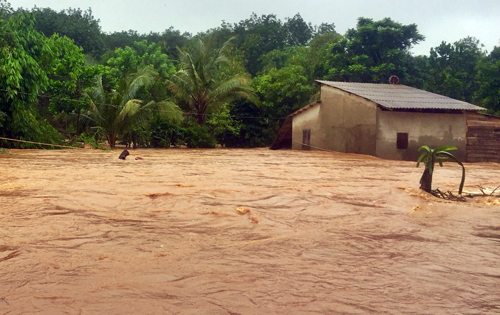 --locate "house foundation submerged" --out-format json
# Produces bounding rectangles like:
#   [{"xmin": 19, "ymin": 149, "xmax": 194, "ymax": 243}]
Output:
[{"xmin": 272, "ymin": 81, "xmax": 500, "ymax": 163}]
